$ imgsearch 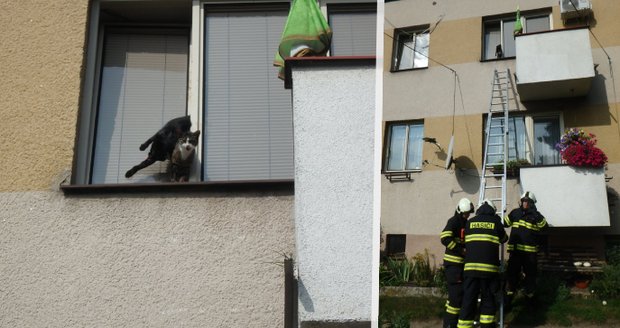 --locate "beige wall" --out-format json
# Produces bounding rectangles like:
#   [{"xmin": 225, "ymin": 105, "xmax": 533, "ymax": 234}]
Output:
[
  {"xmin": 0, "ymin": 191, "xmax": 295, "ymax": 327},
  {"xmin": 383, "ymin": 0, "xmax": 620, "ymax": 259},
  {"xmin": 0, "ymin": 0, "xmax": 87, "ymax": 192}
]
